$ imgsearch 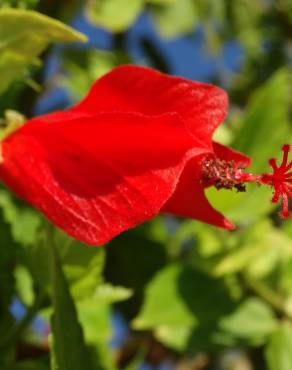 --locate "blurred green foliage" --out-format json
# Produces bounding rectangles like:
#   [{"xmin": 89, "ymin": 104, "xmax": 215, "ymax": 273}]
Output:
[
  {"xmin": 0, "ymin": 8, "xmax": 87, "ymax": 95},
  {"xmin": 1, "ymin": 1, "xmax": 292, "ymax": 370}
]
